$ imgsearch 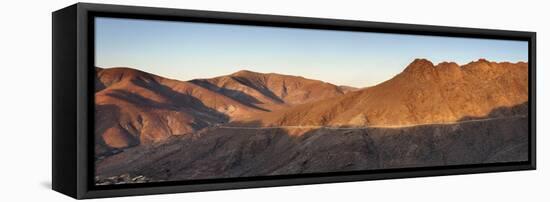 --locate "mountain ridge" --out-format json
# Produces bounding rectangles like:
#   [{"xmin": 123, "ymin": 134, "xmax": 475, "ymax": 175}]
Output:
[
  {"xmin": 94, "ymin": 58, "xmax": 528, "ymax": 155},
  {"xmin": 258, "ymin": 58, "xmax": 528, "ymax": 126},
  {"xmin": 95, "ymin": 67, "xmax": 353, "ymax": 154}
]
